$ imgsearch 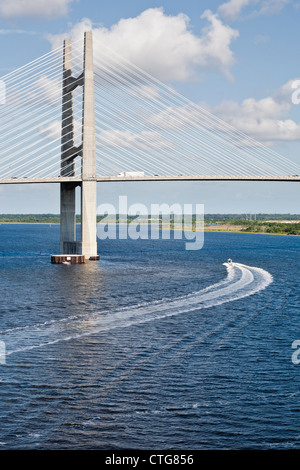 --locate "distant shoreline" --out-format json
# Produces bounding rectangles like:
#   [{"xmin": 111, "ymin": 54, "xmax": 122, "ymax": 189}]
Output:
[
  {"xmin": 0, "ymin": 213, "xmax": 299, "ymax": 236},
  {"xmin": 0, "ymin": 221, "xmax": 298, "ymax": 236},
  {"xmin": 0, "ymin": 222, "xmax": 60, "ymax": 225}
]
